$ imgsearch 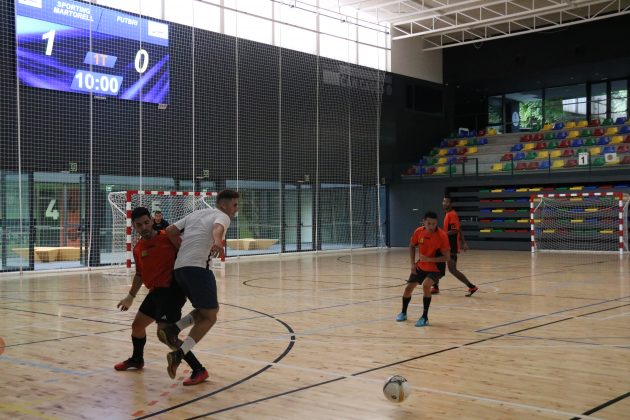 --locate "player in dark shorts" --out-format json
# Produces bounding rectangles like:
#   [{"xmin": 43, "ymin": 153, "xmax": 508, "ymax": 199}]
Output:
[
  {"xmin": 114, "ymin": 206, "xmax": 208, "ymax": 386},
  {"xmin": 432, "ymin": 196, "xmax": 478, "ymax": 297},
  {"xmin": 395, "ymin": 211, "xmax": 450, "ymax": 327}
]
